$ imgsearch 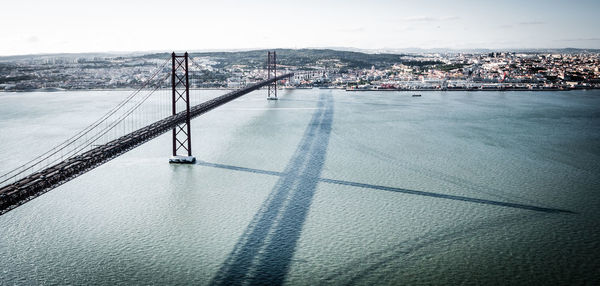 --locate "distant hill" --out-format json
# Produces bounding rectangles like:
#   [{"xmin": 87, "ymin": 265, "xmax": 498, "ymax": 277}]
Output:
[
  {"xmin": 379, "ymin": 47, "xmax": 600, "ymax": 54},
  {"xmin": 0, "ymin": 52, "xmax": 143, "ymax": 62},
  {"xmin": 141, "ymin": 49, "xmax": 441, "ymax": 70},
  {"xmin": 2, "ymin": 47, "xmax": 598, "ymax": 68}
]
